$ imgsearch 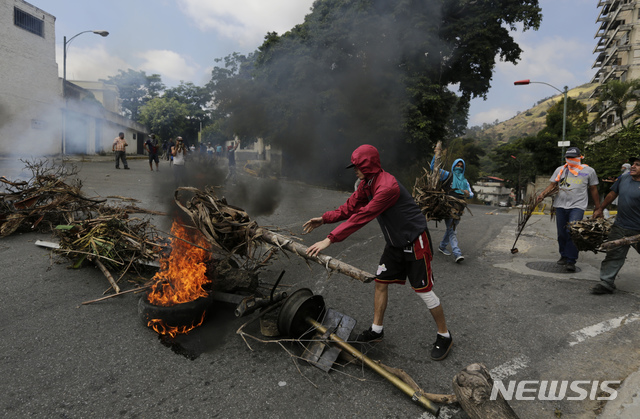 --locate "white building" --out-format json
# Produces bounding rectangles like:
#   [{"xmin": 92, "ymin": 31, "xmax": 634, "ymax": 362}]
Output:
[
  {"xmin": 590, "ymin": 0, "xmax": 640, "ymax": 138},
  {"xmin": 0, "ymin": 0, "xmax": 147, "ymax": 157},
  {"xmin": 473, "ymin": 176, "xmax": 512, "ymax": 206}
]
